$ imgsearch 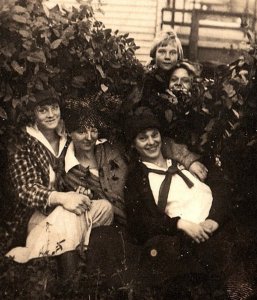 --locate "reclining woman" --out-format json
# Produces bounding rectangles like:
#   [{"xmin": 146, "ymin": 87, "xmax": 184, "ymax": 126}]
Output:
[
  {"xmin": 124, "ymin": 112, "xmax": 231, "ymax": 298},
  {"xmin": 5, "ymin": 91, "xmax": 113, "ymax": 269}
]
